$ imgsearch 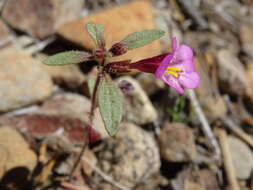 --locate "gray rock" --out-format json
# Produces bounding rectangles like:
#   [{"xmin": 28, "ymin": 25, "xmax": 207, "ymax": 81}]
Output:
[
  {"xmin": 117, "ymin": 77, "xmax": 158, "ymax": 125},
  {"xmin": 95, "ymin": 123, "xmax": 160, "ymax": 188},
  {"xmin": 228, "ymin": 135, "xmax": 253, "ymax": 179},
  {"xmin": 2, "ymin": 0, "xmax": 84, "ymax": 39},
  {"xmin": 0, "ymin": 47, "xmax": 53, "ymax": 112}
]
